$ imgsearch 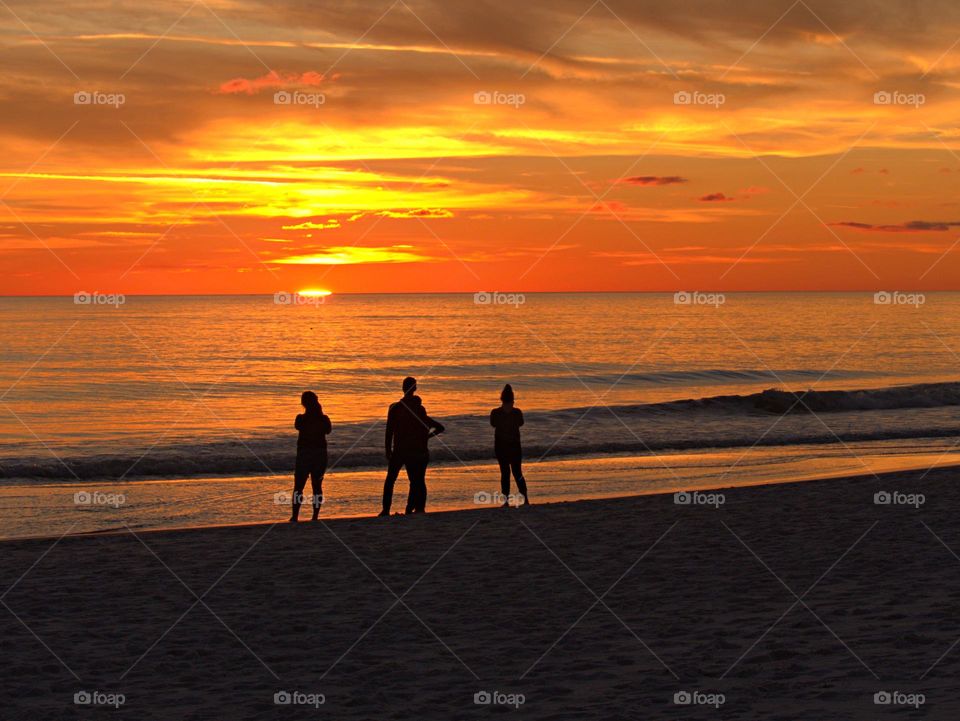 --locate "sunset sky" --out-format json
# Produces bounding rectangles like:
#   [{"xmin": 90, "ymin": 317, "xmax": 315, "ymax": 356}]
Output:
[{"xmin": 1, "ymin": 0, "xmax": 960, "ymax": 294}]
